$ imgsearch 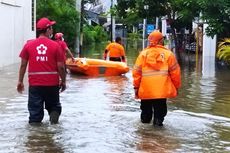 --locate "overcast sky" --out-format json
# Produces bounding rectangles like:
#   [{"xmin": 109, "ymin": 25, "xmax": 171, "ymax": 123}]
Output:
[{"xmin": 97, "ymin": 0, "xmax": 117, "ymax": 11}]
